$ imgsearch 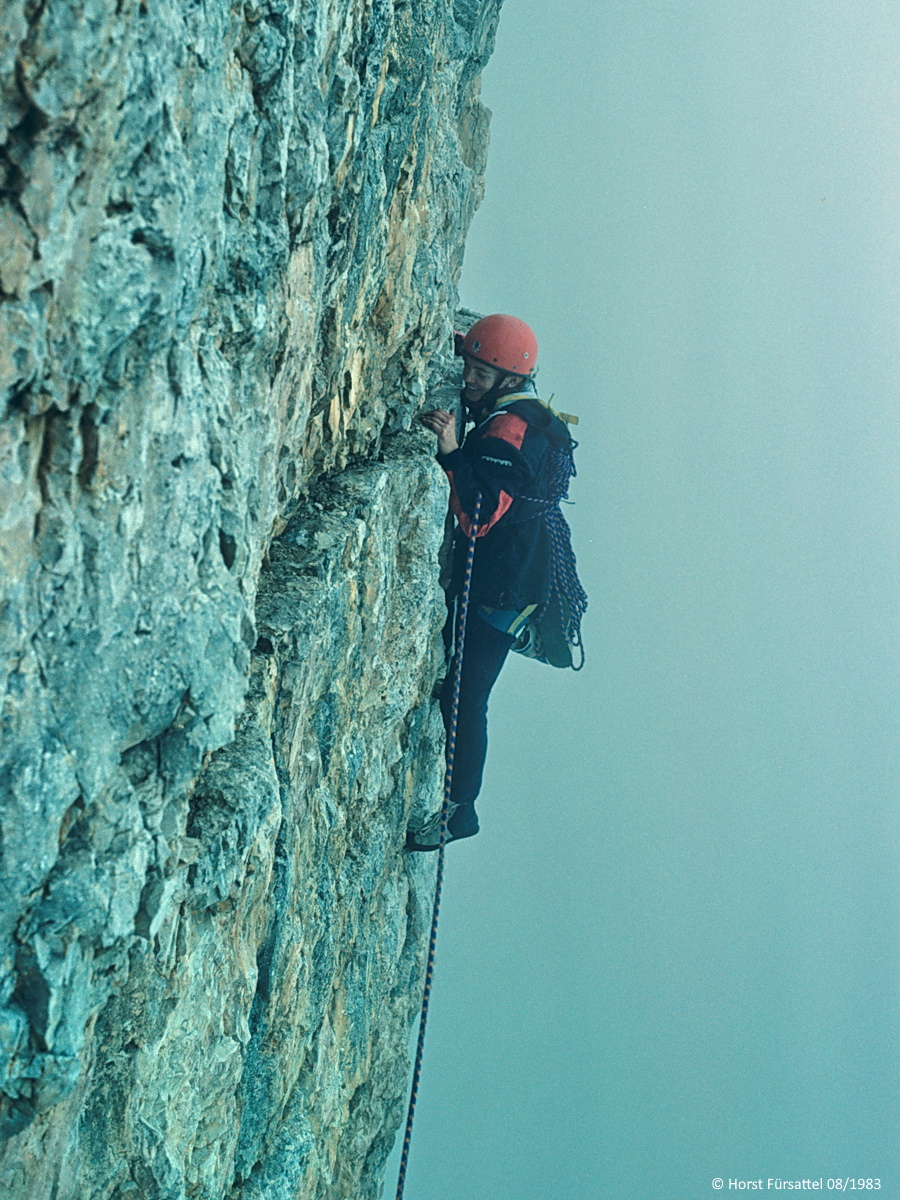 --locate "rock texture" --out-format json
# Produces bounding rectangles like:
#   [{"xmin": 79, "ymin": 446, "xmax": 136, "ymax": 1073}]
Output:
[{"xmin": 0, "ymin": 1, "xmax": 500, "ymax": 1196}]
